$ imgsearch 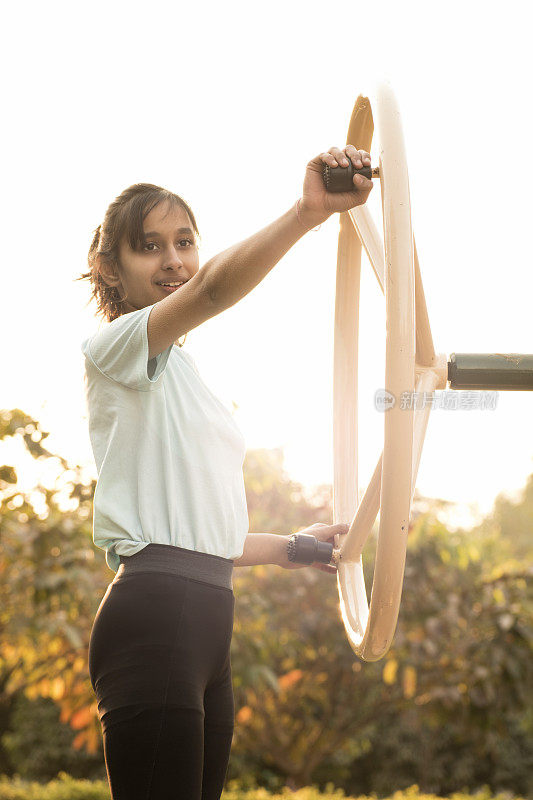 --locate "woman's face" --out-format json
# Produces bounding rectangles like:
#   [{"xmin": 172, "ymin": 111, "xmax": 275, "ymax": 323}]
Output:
[{"xmin": 117, "ymin": 200, "xmax": 200, "ymax": 313}]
